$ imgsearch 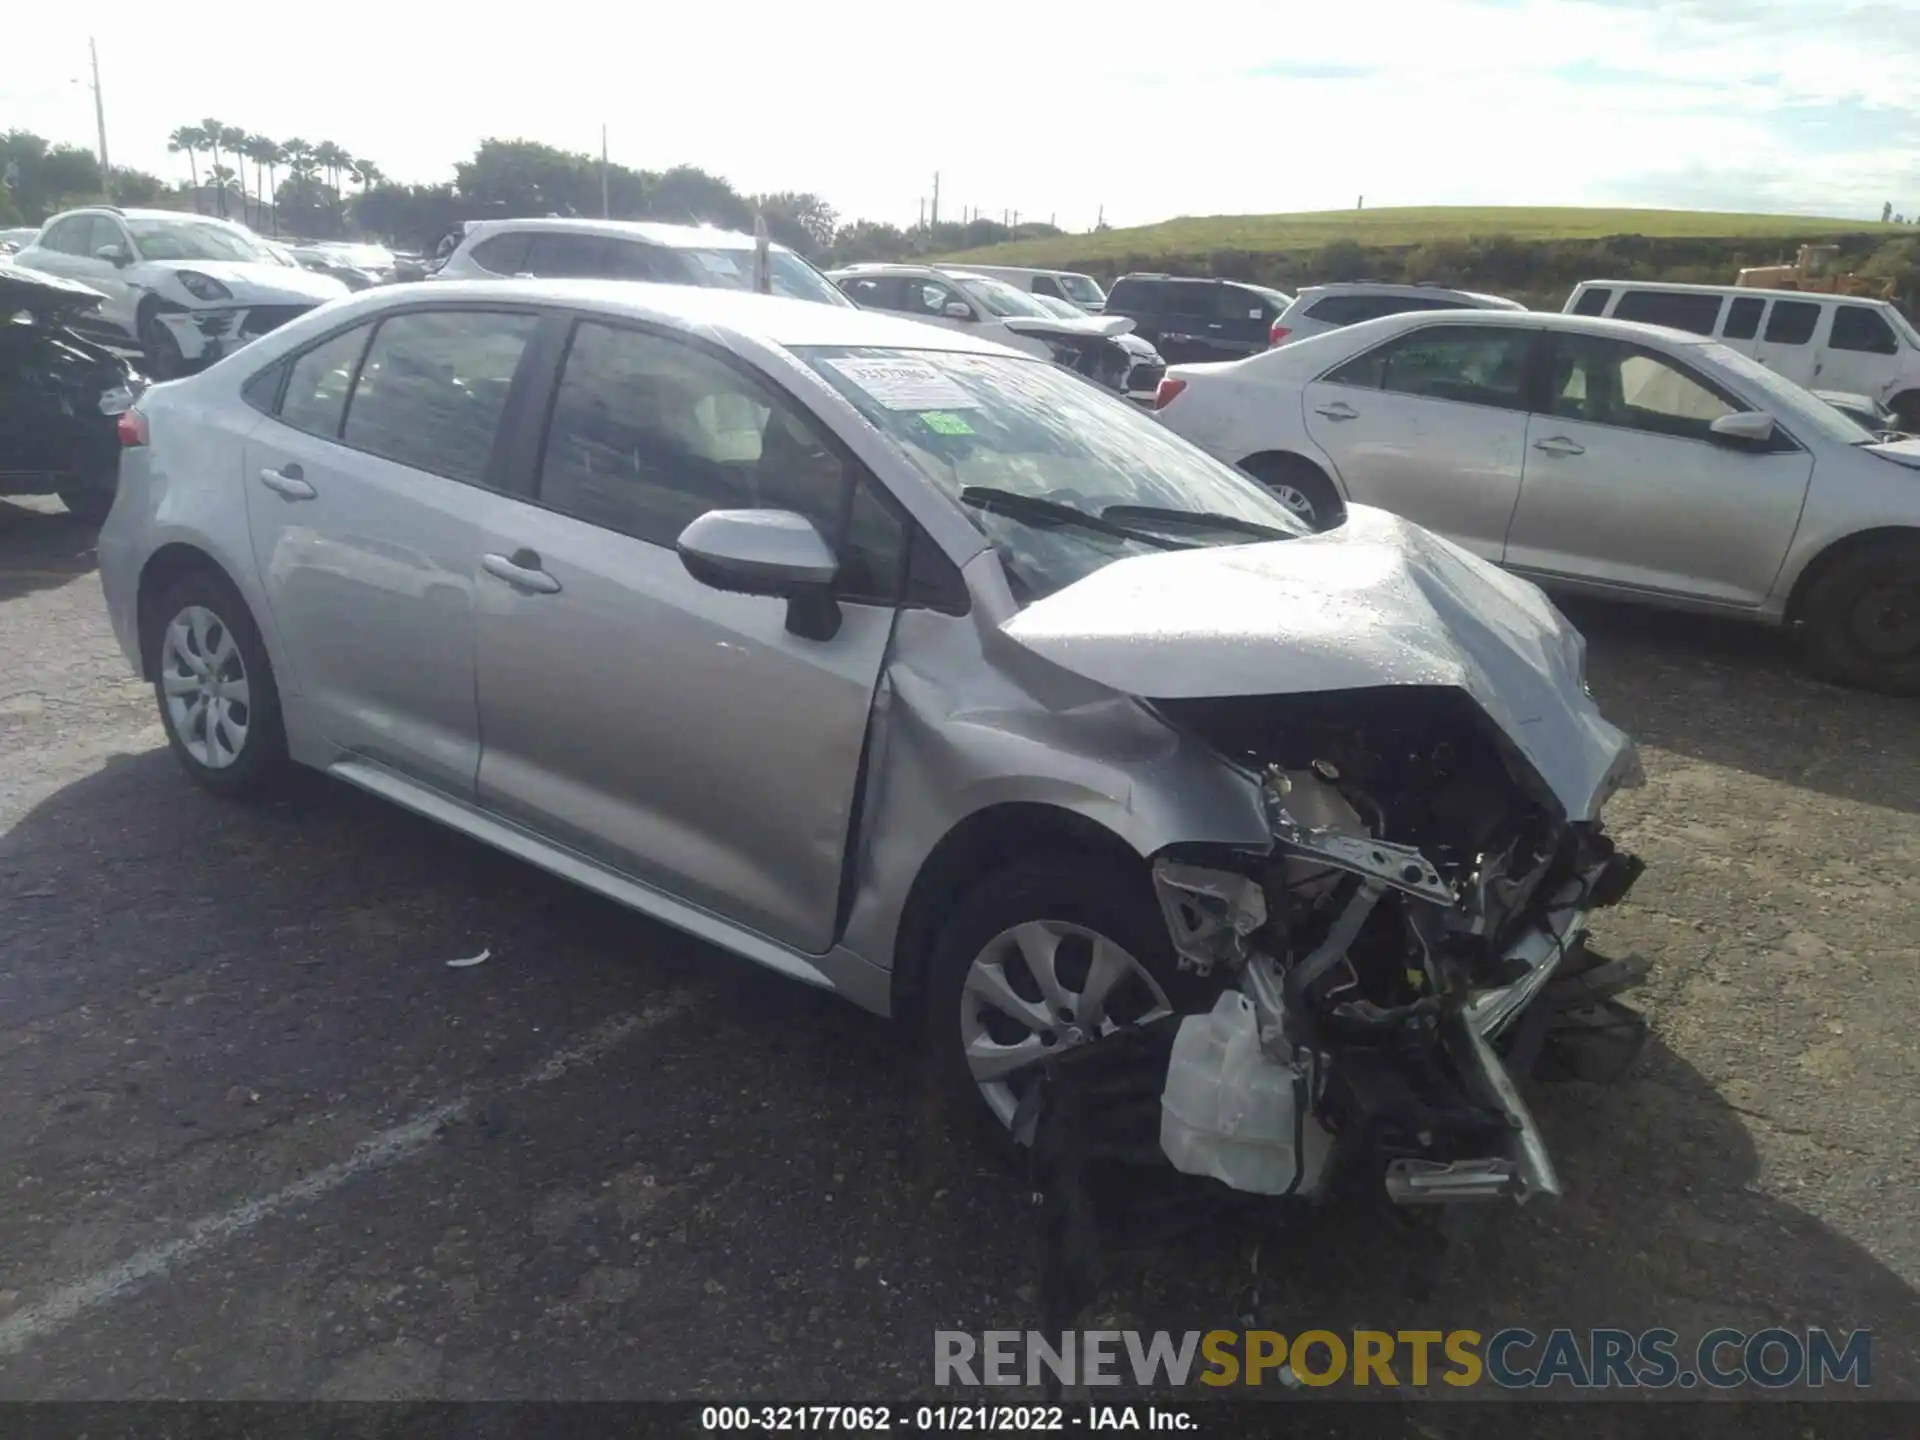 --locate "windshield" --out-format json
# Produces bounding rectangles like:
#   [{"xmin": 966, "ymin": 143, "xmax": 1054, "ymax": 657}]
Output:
[
  {"xmin": 1028, "ymin": 293, "xmax": 1084, "ymax": 318},
  {"xmin": 1058, "ymin": 273, "xmax": 1105, "ymax": 306},
  {"xmin": 127, "ymin": 219, "xmax": 270, "ymax": 264},
  {"xmin": 681, "ymin": 246, "xmax": 851, "ymax": 307},
  {"xmin": 798, "ymin": 346, "xmax": 1310, "ymax": 603},
  {"xmin": 1704, "ymin": 341, "xmax": 1878, "ymax": 445},
  {"xmin": 953, "ymin": 275, "xmax": 1054, "ymax": 319}
]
